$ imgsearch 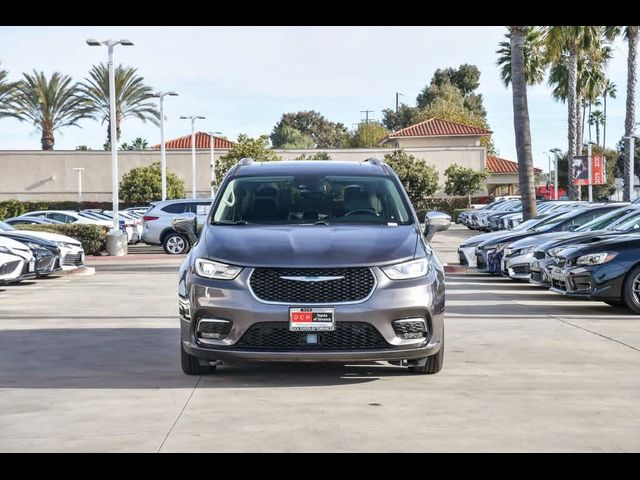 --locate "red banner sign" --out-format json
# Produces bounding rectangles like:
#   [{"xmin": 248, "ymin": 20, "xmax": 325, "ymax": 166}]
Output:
[{"xmin": 573, "ymin": 155, "xmax": 605, "ymax": 186}]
